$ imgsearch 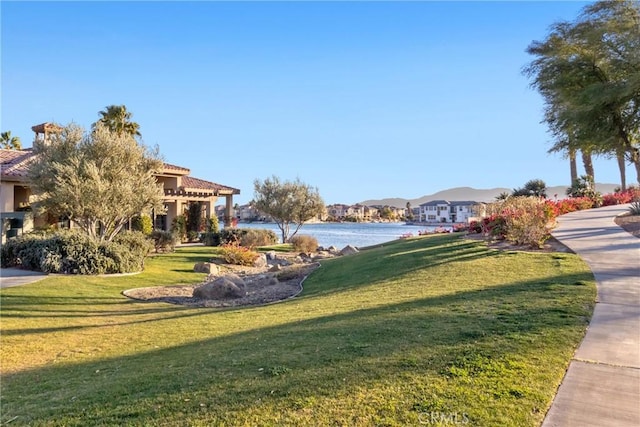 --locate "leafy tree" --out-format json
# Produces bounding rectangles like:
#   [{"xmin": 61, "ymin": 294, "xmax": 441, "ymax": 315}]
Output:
[
  {"xmin": 380, "ymin": 206, "xmax": 395, "ymax": 221},
  {"xmin": 93, "ymin": 105, "xmax": 141, "ymax": 137},
  {"xmin": 524, "ymin": 0, "xmax": 640, "ymax": 188},
  {"xmin": 27, "ymin": 123, "xmax": 164, "ymax": 242},
  {"xmin": 252, "ymin": 175, "xmax": 326, "ymax": 243},
  {"xmin": 512, "ymin": 179, "xmax": 548, "ymax": 198},
  {"xmin": 1, "ymin": 131, "xmax": 21, "ymax": 149},
  {"xmin": 405, "ymin": 202, "xmax": 414, "ymax": 221}
]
